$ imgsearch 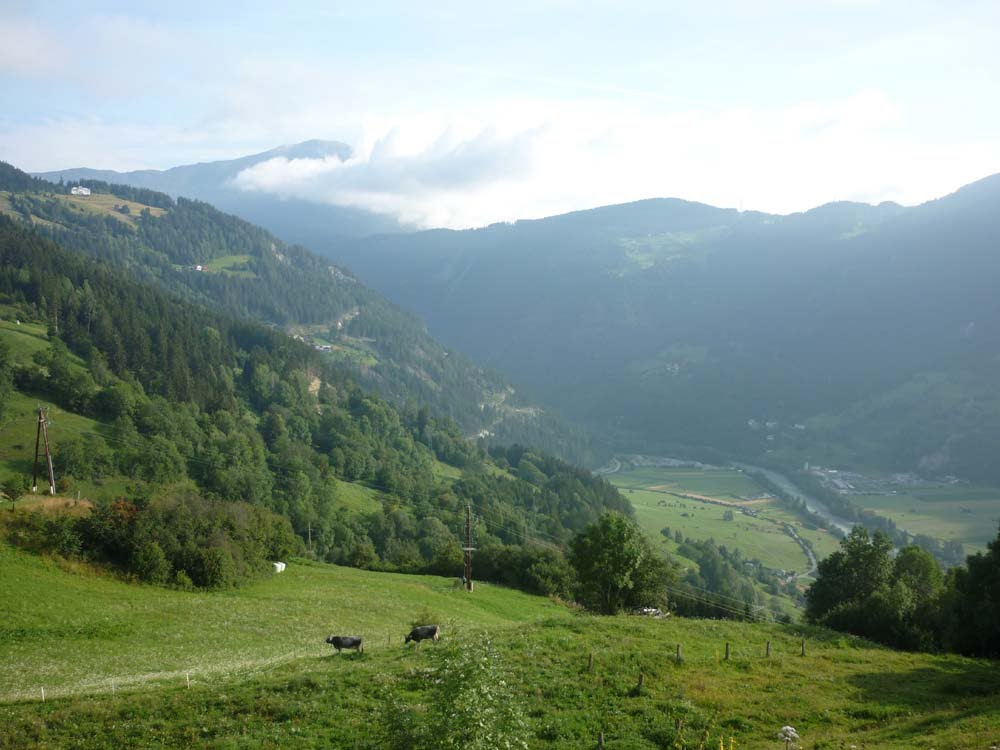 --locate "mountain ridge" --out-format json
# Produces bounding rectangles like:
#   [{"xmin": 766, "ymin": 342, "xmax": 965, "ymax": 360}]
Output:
[
  {"xmin": 1, "ymin": 160, "xmax": 598, "ymax": 465},
  {"xmin": 322, "ymin": 171, "xmax": 1000, "ymax": 483},
  {"xmin": 36, "ymin": 140, "xmax": 406, "ymax": 240}
]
